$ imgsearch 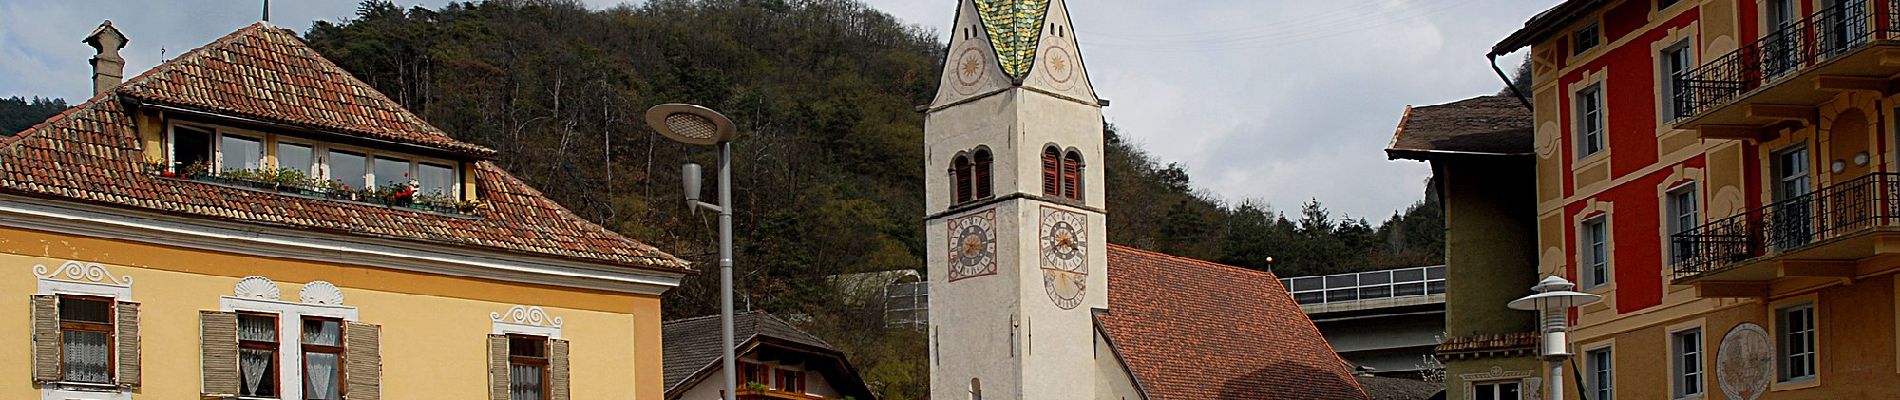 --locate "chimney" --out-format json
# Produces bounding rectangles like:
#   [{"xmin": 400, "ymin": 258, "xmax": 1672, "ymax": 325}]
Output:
[{"xmin": 83, "ymin": 20, "xmax": 129, "ymax": 96}]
